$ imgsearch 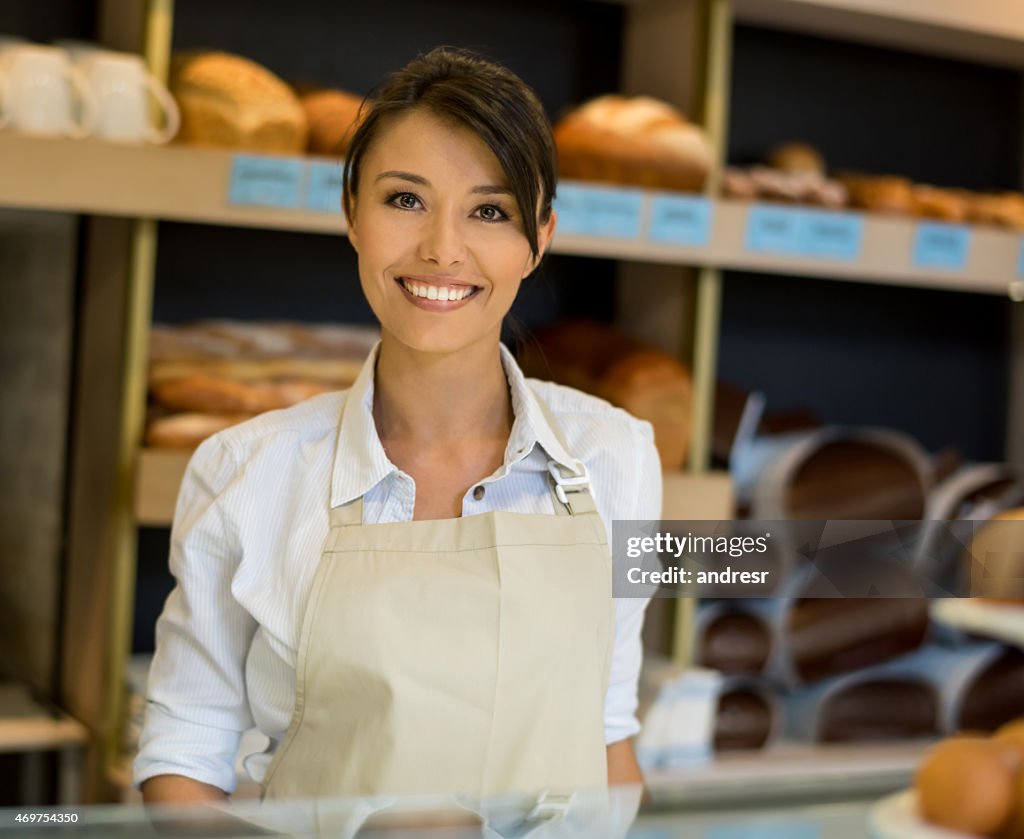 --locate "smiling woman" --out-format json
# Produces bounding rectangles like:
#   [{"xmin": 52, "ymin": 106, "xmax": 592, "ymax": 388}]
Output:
[{"xmin": 134, "ymin": 47, "xmax": 660, "ymax": 824}]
